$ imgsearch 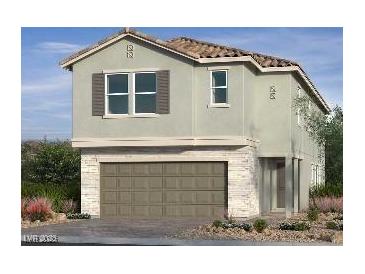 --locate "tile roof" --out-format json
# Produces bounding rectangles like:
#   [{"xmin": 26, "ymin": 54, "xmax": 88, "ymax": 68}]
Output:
[
  {"xmin": 59, "ymin": 28, "xmax": 298, "ymax": 68},
  {"xmin": 59, "ymin": 28, "xmax": 330, "ymax": 113},
  {"xmin": 166, "ymin": 37, "xmax": 299, "ymax": 68}
]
